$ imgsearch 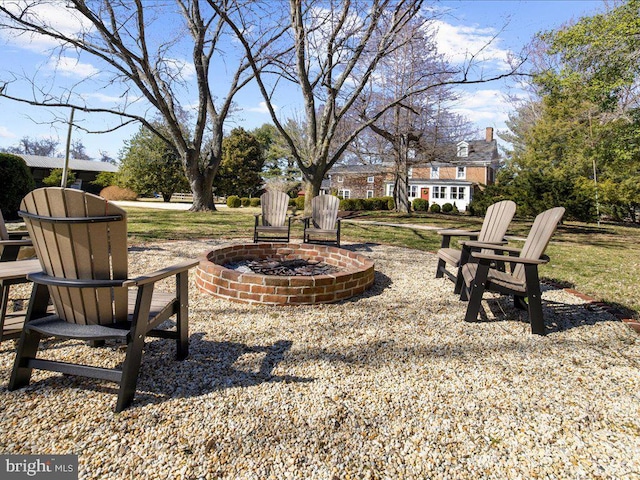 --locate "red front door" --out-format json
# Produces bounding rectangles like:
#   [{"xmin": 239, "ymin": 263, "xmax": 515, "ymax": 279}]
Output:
[{"xmin": 421, "ymin": 188, "xmax": 429, "ymax": 201}]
